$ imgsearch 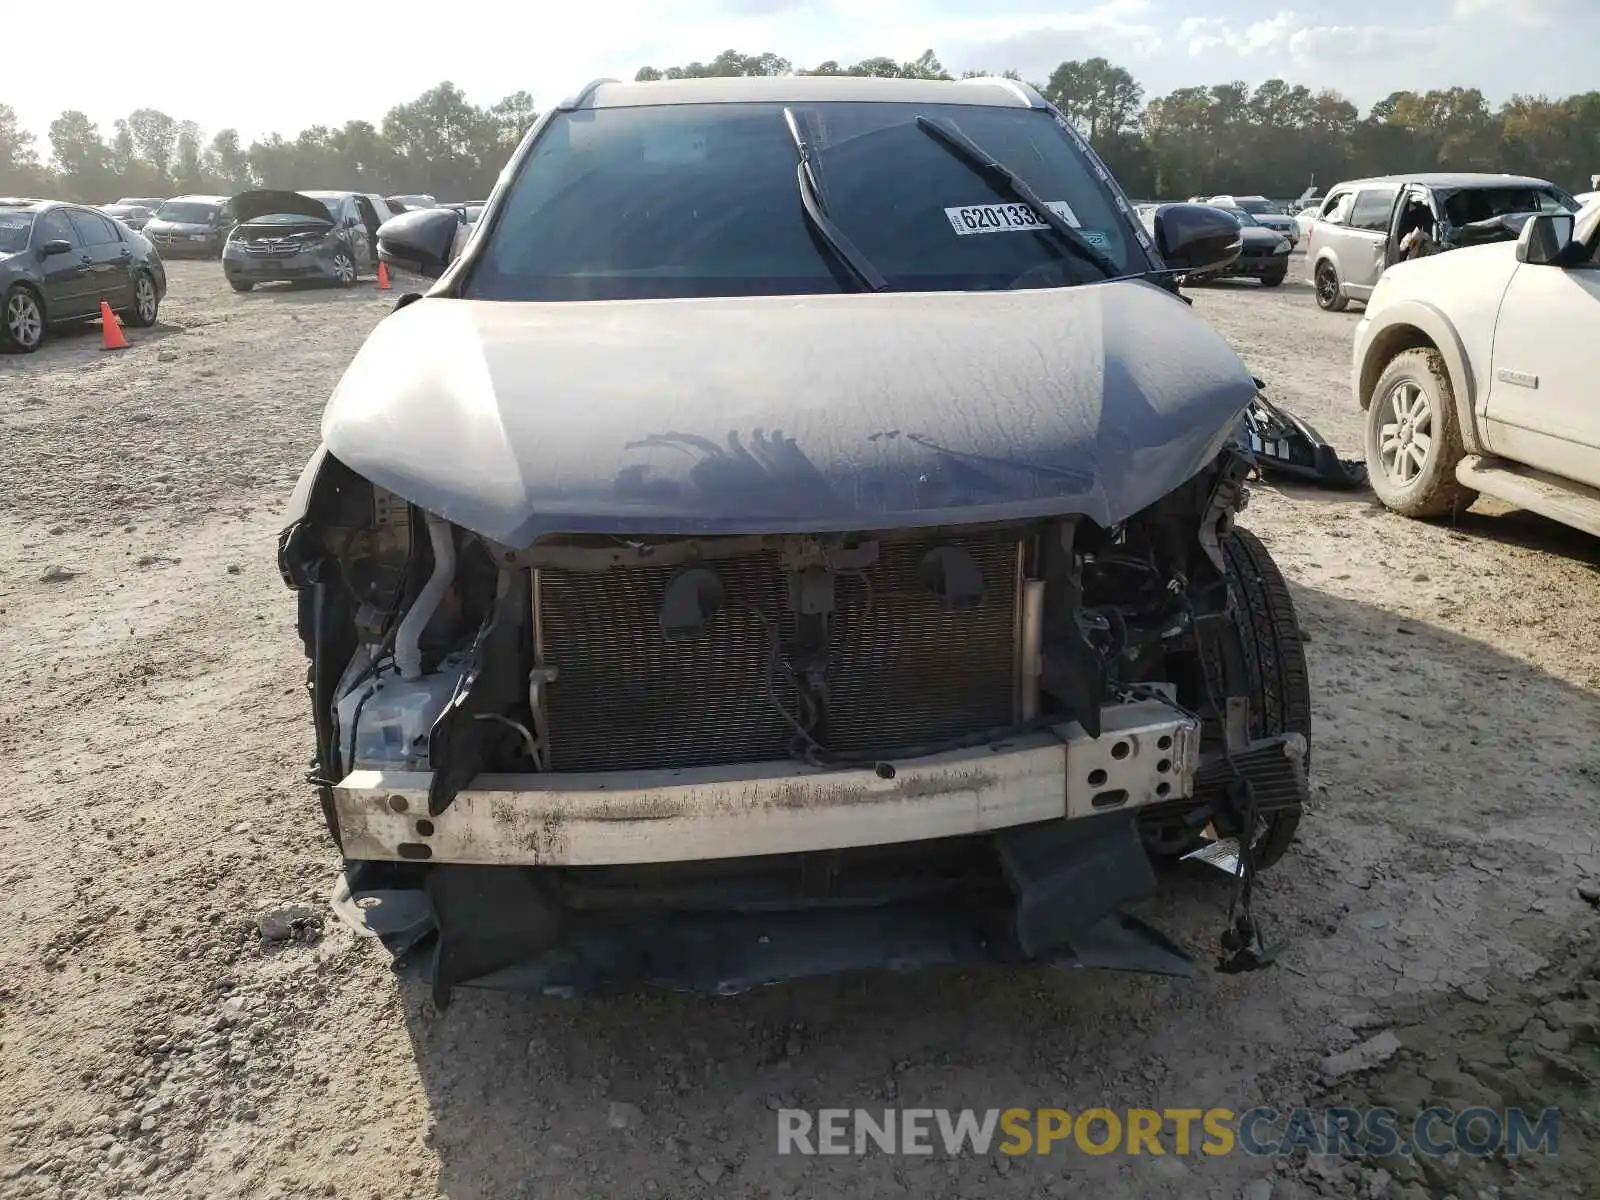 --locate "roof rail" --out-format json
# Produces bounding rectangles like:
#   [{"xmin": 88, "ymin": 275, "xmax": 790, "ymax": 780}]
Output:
[
  {"xmin": 957, "ymin": 75, "xmax": 1046, "ymax": 109},
  {"xmin": 557, "ymin": 78, "xmax": 619, "ymax": 112}
]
